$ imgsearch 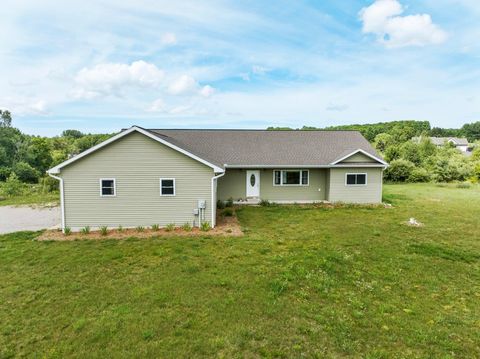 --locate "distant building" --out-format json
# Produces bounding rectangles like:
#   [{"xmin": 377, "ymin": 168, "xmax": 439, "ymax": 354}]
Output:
[{"xmin": 413, "ymin": 136, "xmax": 470, "ymax": 153}]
